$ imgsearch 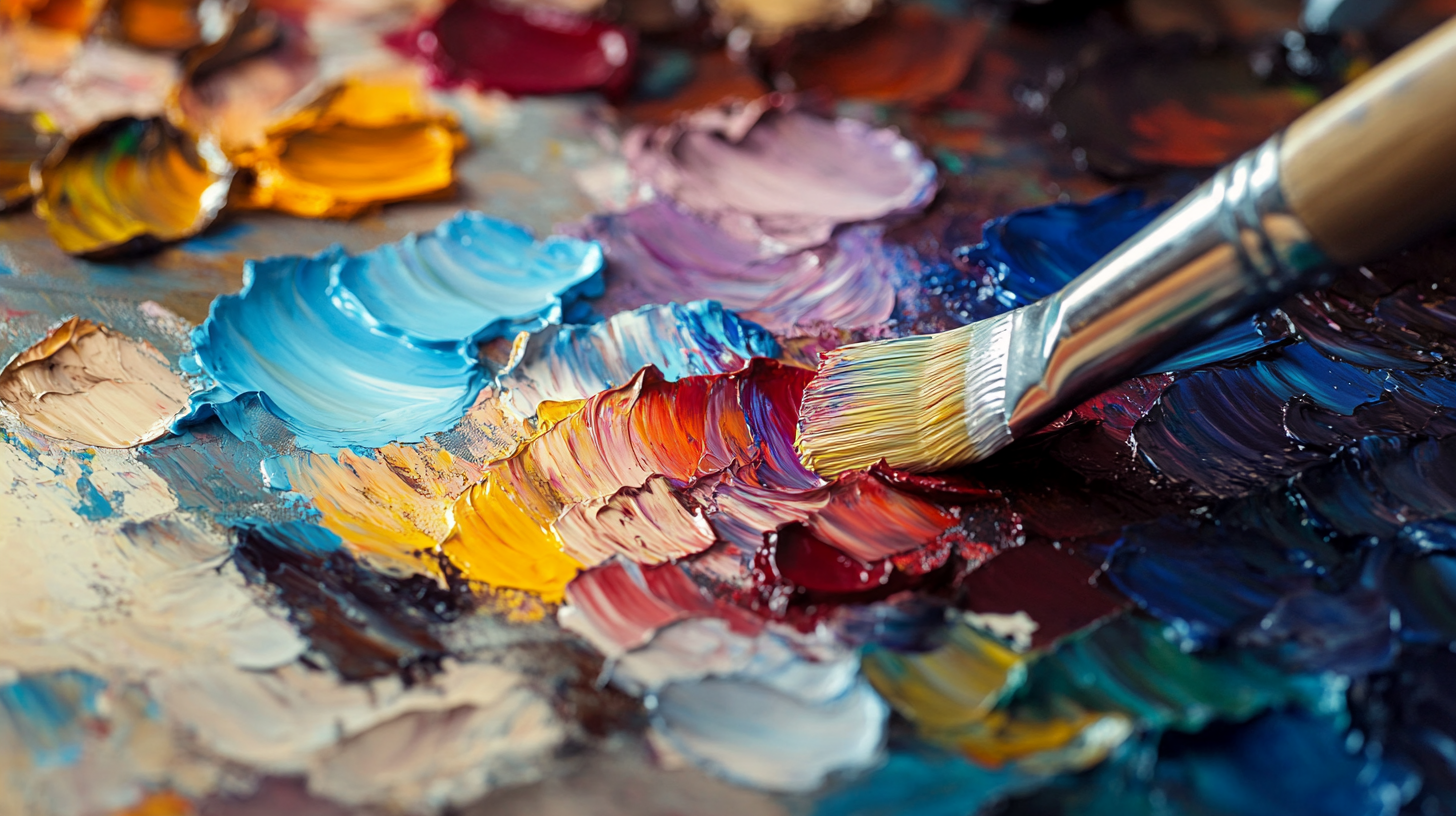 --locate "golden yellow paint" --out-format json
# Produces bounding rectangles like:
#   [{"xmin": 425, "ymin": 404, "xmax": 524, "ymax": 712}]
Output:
[
  {"xmin": 280, "ymin": 447, "xmax": 462, "ymax": 576},
  {"xmin": 534, "ymin": 398, "xmax": 585, "ymax": 429},
  {"xmin": 35, "ymin": 116, "xmax": 232, "ymax": 257},
  {"xmin": 232, "ymin": 81, "xmax": 466, "ymax": 219},
  {"xmin": 863, "ymin": 624, "xmax": 1023, "ymax": 733},
  {"xmin": 441, "ymin": 477, "xmax": 582, "ymax": 602}
]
